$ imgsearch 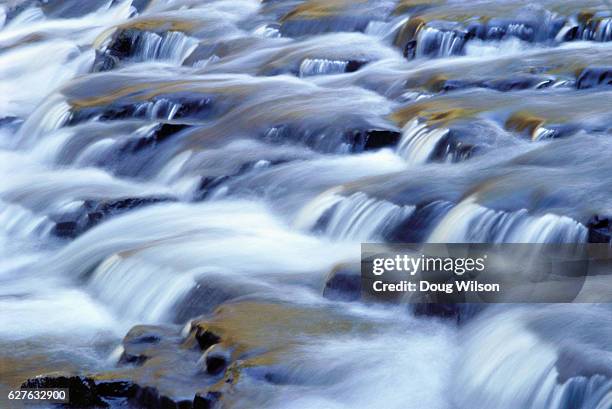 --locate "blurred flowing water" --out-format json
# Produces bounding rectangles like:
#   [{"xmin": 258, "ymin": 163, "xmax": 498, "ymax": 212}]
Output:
[{"xmin": 0, "ymin": 0, "xmax": 611, "ymax": 408}]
